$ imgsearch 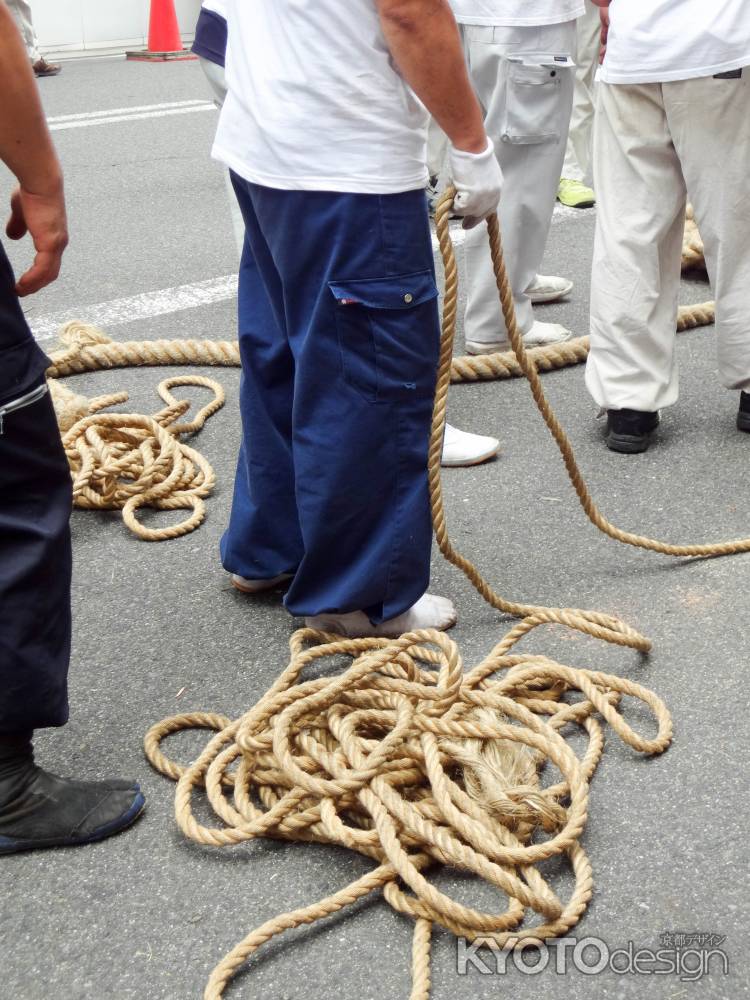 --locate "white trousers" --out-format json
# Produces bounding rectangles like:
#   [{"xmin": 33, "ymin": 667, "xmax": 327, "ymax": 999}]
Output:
[
  {"xmin": 586, "ymin": 74, "xmax": 750, "ymax": 412},
  {"xmin": 5, "ymin": 0, "xmax": 40, "ymax": 62},
  {"xmin": 462, "ymin": 21, "xmax": 576, "ymax": 343},
  {"xmin": 561, "ymin": 1, "xmax": 600, "ymax": 182}
]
